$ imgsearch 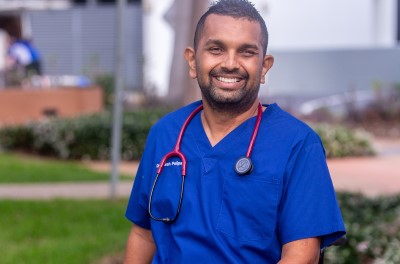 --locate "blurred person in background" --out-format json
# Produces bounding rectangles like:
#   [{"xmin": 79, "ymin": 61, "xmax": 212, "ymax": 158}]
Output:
[
  {"xmin": 5, "ymin": 35, "xmax": 42, "ymax": 85},
  {"xmin": 124, "ymin": 0, "xmax": 346, "ymax": 263}
]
